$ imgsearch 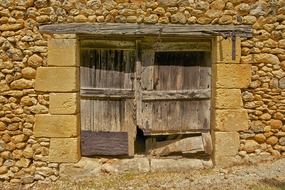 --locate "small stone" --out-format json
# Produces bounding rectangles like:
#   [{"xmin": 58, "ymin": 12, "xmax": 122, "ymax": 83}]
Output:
[
  {"xmin": 27, "ymin": 54, "xmax": 43, "ymax": 68},
  {"xmin": 260, "ymin": 113, "xmax": 271, "ymax": 120},
  {"xmin": 279, "ymin": 137, "xmax": 285, "ymax": 146},
  {"xmin": 29, "ymin": 104, "xmax": 48, "ymax": 114},
  {"xmin": 153, "ymin": 7, "xmax": 165, "ymax": 15},
  {"xmin": 244, "ymin": 140, "xmax": 260, "ymax": 153},
  {"xmin": 36, "ymin": 15, "xmax": 50, "ymax": 23},
  {"xmin": 144, "ymin": 14, "xmax": 158, "ymax": 24},
  {"xmin": 10, "ymin": 79, "xmax": 34, "ymax": 89},
  {"xmin": 271, "ymin": 150, "xmax": 281, "ymax": 158},
  {"xmin": 87, "ymin": 0, "xmax": 101, "ymax": 9},
  {"xmin": 126, "ymin": 16, "xmax": 137, "ymax": 23},
  {"xmin": 21, "ymin": 67, "xmax": 36, "ymax": 79},
  {"xmin": 1, "ymin": 151, "xmax": 12, "ymax": 159},
  {"xmin": 15, "ymin": 158, "xmax": 31, "ymax": 168},
  {"xmin": 210, "ymin": 0, "xmax": 225, "ymax": 10},
  {"xmin": 36, "ymin": 167, "xmax": 55, "ymax": 177},
  {"xmin": 23, "ymin": 147, "xmax": 33, "ymax": 159},
  {"xmin": 0, "ymin": 122, "xmax": 6, "ymax": 131},
  {"xmin": 279, "ymin": 77, "xmax": 285, "ymax": 89},
  {"xmin": 270, "ymin": 119, "xmax": 282, "ymax": 129},
  {"xmin": 250, "ymin": 121, "xmax": 264, "ymax": 132},
  {"xmin": 0, "ymin": 166, "xmax": 8, "ymax": 174},
  {"xmin": 254, "ymin": 134, "xmax": 266, "ymax": 143},
  {"xmin": 22, "ymin": 175, "xmax": 34, "ymax": 184},
  {"xmin": 158, "ymin": 0, "xmax": 178, "ymax": 7},
  {"xmin": 20, "ymin": 96, "xmax": 35, "ymax": 106},
  {"xmin": 74, "ymin": 15, "xmax": 88, "ymax": 23},
  {"xmin": 264, "ymin": 126, "xmax": 271, "ymax": 132},
  {"xmin": 170, "ymin": 12, "xmax": 186, "ymax": 24},
  {"xmin": 218, "ymin": 15, "xmax": 232, "ymax": 25},
  {"xmin": 266, "ymin": 136, "xmax": 278, "ymax": 145},
  {"xmin": 11, "ymin": 134, "xmax": 28, "ymax": 143}
]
